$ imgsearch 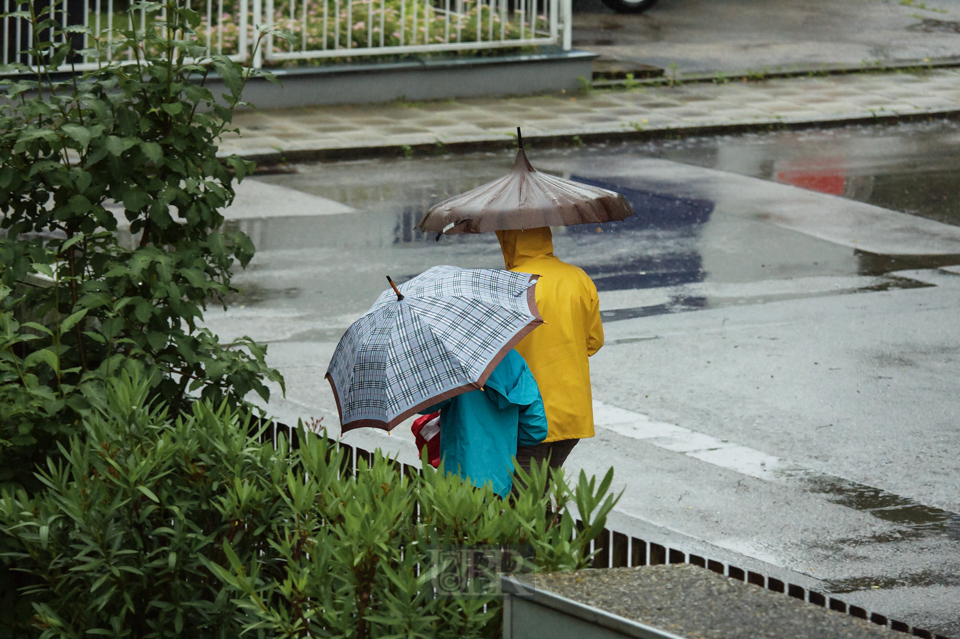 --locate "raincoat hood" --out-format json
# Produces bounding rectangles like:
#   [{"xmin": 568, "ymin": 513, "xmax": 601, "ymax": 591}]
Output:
[{"xmin": 496, "ymin": 227, "xmax": 554, "ymax": 270}]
